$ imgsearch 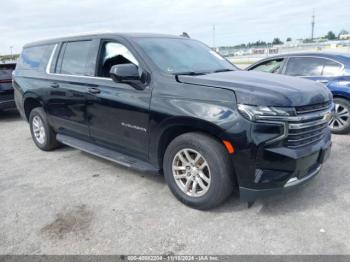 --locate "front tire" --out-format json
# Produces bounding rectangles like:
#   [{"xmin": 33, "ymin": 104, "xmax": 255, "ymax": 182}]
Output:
[
  {"xmin": 163, "ymin": 132, "xmax": 234, "ymax": 210},
  {"xmin": 29, "ymin": 107, "xmax": 59, "ymax": 151},
  {"xmin": 329, "ymin": 98, "xmax": 350, "ymax": 134}
]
